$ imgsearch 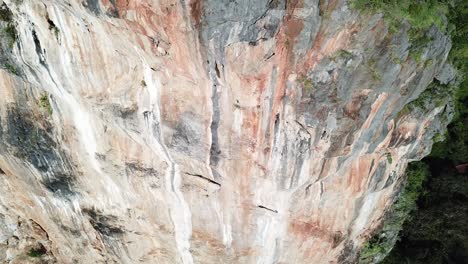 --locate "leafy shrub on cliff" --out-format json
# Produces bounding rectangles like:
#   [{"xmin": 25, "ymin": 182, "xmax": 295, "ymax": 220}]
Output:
[
  {"xmin": 4, "ymin": 23, "xmax": 16, "ymax": 44},
  {"xmin": 430, "ymin": 0, "xmax": 468, "ymax": 164},
  {"xmin": 39, "ymin": 93, "xmax": 53, "ymax": 115},
  {"xmin": 27, "ymin": 244, "xmax": 47, "ymax": 258},
  {"xmin": 0, "ymin": 3, "xmax": 19, "ymax": 74},
  {"xmin": 351, "ymin": 0, "xmax": 450, "ymax": 31},
  {"xmin": 351, "ymin": 0, "xmax": 449, "ymax": 32},
  {"xmin": 0, "ymin": 4, "xmax": 17, "ymax": 49},
  {"xmin": 297, "ymin": 74, "xmax": 314, "ymax": 93},
  {"xmin": 4, "ymin": 62, "xmax": 17, "ymax": 75},
  {"xmin": 351, "ymin": 0, "xmax": 453, "ymax": 66}
]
